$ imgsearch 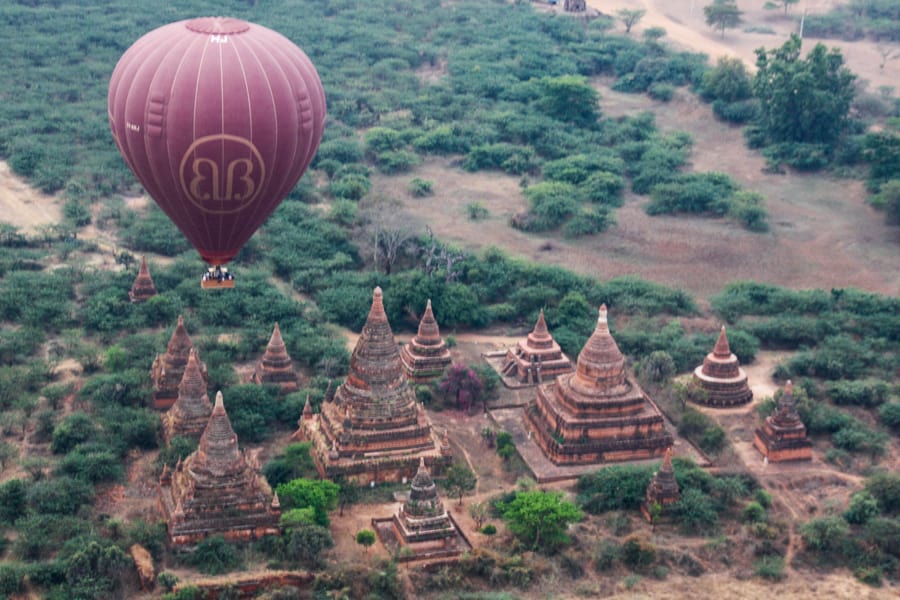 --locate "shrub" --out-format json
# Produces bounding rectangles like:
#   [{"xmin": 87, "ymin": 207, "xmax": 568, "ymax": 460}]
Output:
[
  {"xmin": 622, "ymin": 536, "xmax": 656, "ymax": 571},
  {"xmin": 754, "ymin": 555, "xmax": 785, "ymax": 581},
  {"xmin": 864, "ymin": 472, "xmax": 900, "ymax": 514},
  {"xmin": 593, "ymin": 539, "xmax": 621, "ymax": 572},
  {"xmin": 408, "ymin": 178, "xmax": 433, "ymax": 197},
  {"xmin": 826, "ymin": 380, "xmax": 890, "ymax": 407},
  {"xmin": 562, "ymin": 207, "xmax": 615, "ymax": 238},
  {"xmin": 467, "ymin": 202, "xmax": 489, "ymax": 220},
  {"xmin": 844, "ymin": 491, "xmax": 880, "ymax": 525},
  {"xmin": 187, "ymin": 536, "xmax": 242, "ymax": 575},
  {"xmin": 645, "ymin": 172, "xmax": 739, "ymax": 216},
  {"xmin": 877, "ymin": 402, "xmax": 900, "ymax": 429},
  {"xmin": 480, "ymin": 524, "xmax": 497, "ymax": 535},
  {"xmin": 648, "ymin": 83, "xmax": 675, "ymax": 102},
  {"xmin": 742, "ymin": 501, "xmax": 767, "ymax": 523}
]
